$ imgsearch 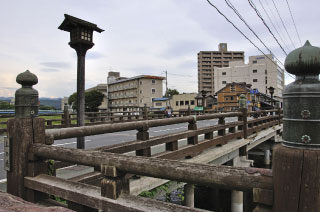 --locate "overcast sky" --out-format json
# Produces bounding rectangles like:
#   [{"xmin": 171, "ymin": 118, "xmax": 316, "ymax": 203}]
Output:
[{"xmin": 1, "ymin": 0, "xmax": 319, "ymax": 98}]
